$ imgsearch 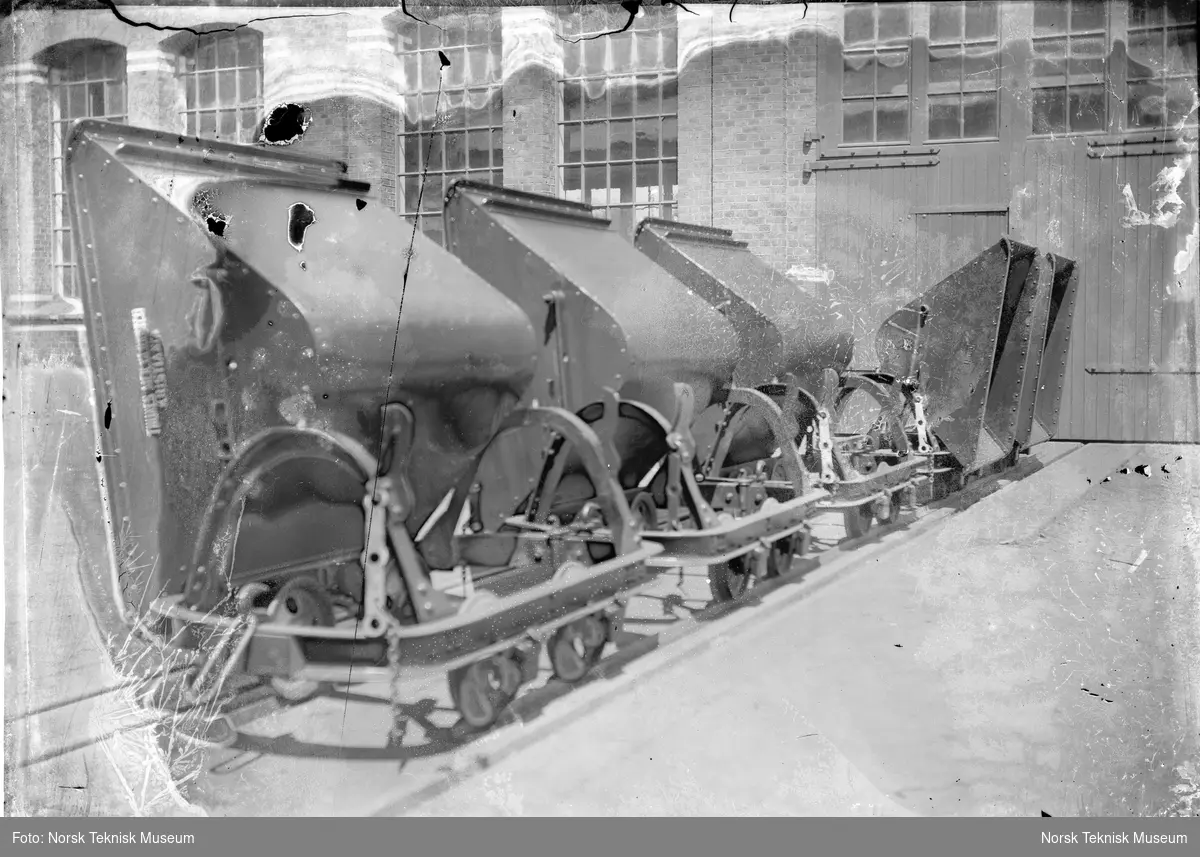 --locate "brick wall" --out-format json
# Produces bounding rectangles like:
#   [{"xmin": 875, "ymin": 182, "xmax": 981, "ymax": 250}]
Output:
[
  {"xmin": 1, "ymin": 64, "xmax": 57, "ymax": 312},
  {"xmin": 501, "ymin": 7, "xmax": 561, "ymax": 197},
  {"xmin": 711, "ymin": 35, "xmax": 790, "ymax": 268},
  {"xmin": 1, "ymin": 4, "xmax": 824, "ymax": 319},
  {"xmin": 259, "ymin": 14, "xmax": 399, "ymax": 204},
  {"xmin": 677, "ymin": 14, "xmax": 714, "ymax": 226},
  {"xmin": 677, "ymin": 7, "xmax": 820, "ymax": 274},
  {"xmin": 784, "ymin": 28, "xmax": 819, "ymax": 268}
]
